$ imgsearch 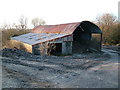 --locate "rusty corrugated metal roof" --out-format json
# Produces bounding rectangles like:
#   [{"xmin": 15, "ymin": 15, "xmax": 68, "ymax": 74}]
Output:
[
  {"xmin": 32, "ymin": 22, "xmax": 80, "ymax": 34},
  {"xmin": 11, "ymin": 21, "xmax": 102, "ymax": 45},
  {"xmin": 31, "ymin": 21, "xmax": 102, "ymax": 34},
  {"xmin": 11, "ymin": 33, "xmax": 71, "ymax": 45}
]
